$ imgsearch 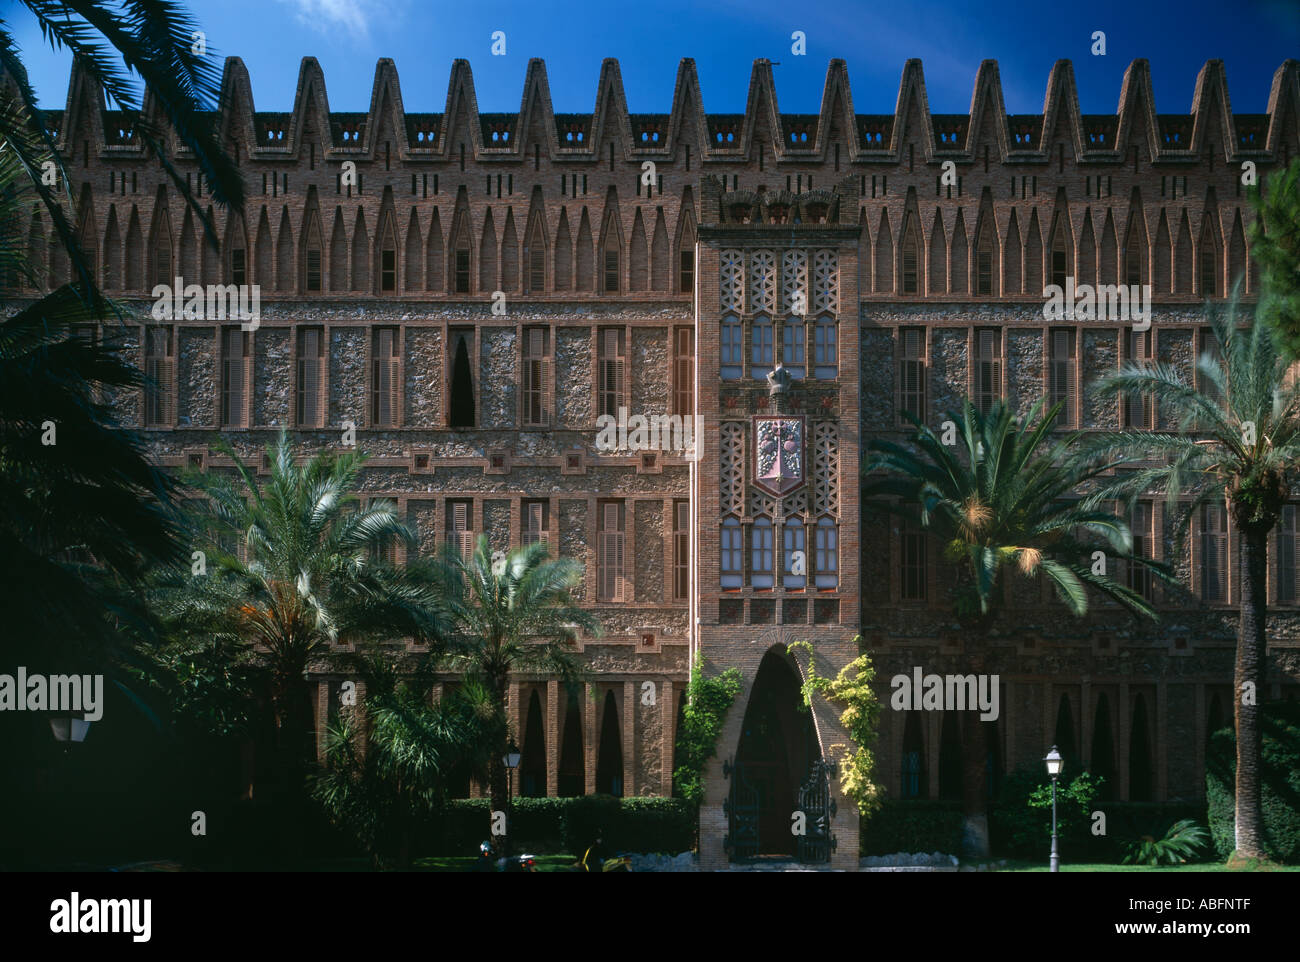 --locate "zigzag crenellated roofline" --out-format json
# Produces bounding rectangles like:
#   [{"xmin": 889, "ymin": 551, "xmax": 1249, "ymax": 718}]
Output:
[{"xmin": 35, "ymin": 56, "xmax": 1300, "ymax": 166}]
